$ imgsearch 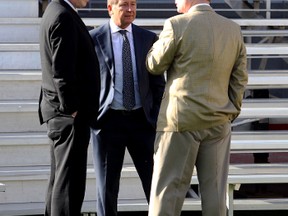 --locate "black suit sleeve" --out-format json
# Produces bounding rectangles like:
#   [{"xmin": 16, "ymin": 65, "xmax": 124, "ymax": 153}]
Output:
[{"xmin": 50, "ymin": 13, "xmax": 79, "ymax": 114}]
